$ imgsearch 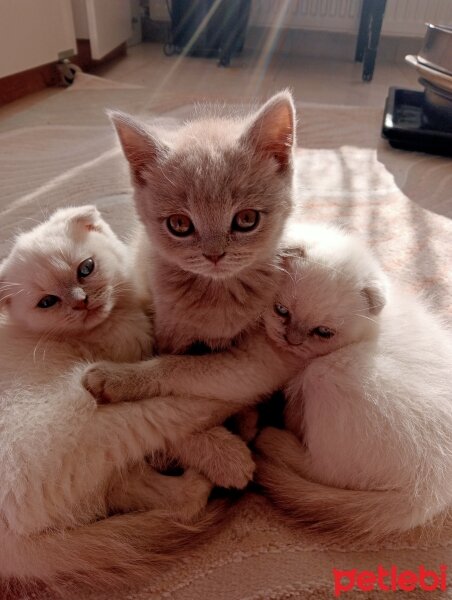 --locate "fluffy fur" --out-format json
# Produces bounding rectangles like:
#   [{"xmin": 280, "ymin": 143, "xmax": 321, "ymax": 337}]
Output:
[
  {"xmin": 0, "ymin": 207, "xmax": 243, "ymax": 595},
  {"xmin": 111, "ymin": 90, "xmax": 296, "ymax": 353},
  {"xmin": 84, "ymin": 92, "xmax": 299, "ymax": 478},
  {"xmin": 256, "ymin": 223, "xmax": 452, "ymax": 541}
]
